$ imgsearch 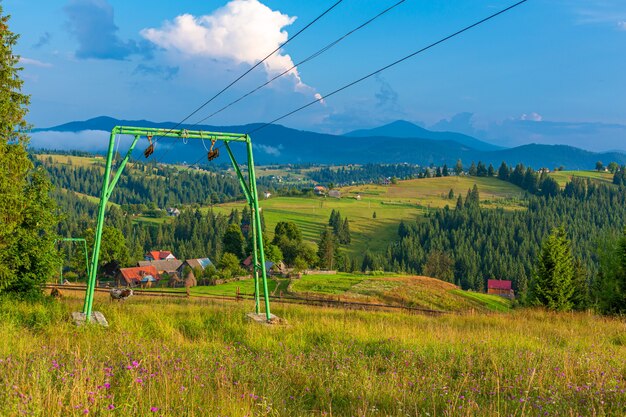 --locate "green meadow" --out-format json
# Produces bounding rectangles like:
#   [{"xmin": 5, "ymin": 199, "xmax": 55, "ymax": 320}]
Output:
[
  {"xmin": 1, "ymin": 294, "xmax": 624, "ymax": 416},
  {"xmin": 214, "ymin": 176, "xmax": 525, "ymax": 255},
  {"xmin": 549, "ymin": 169, "xmax": 615, "ymax": 187}
]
